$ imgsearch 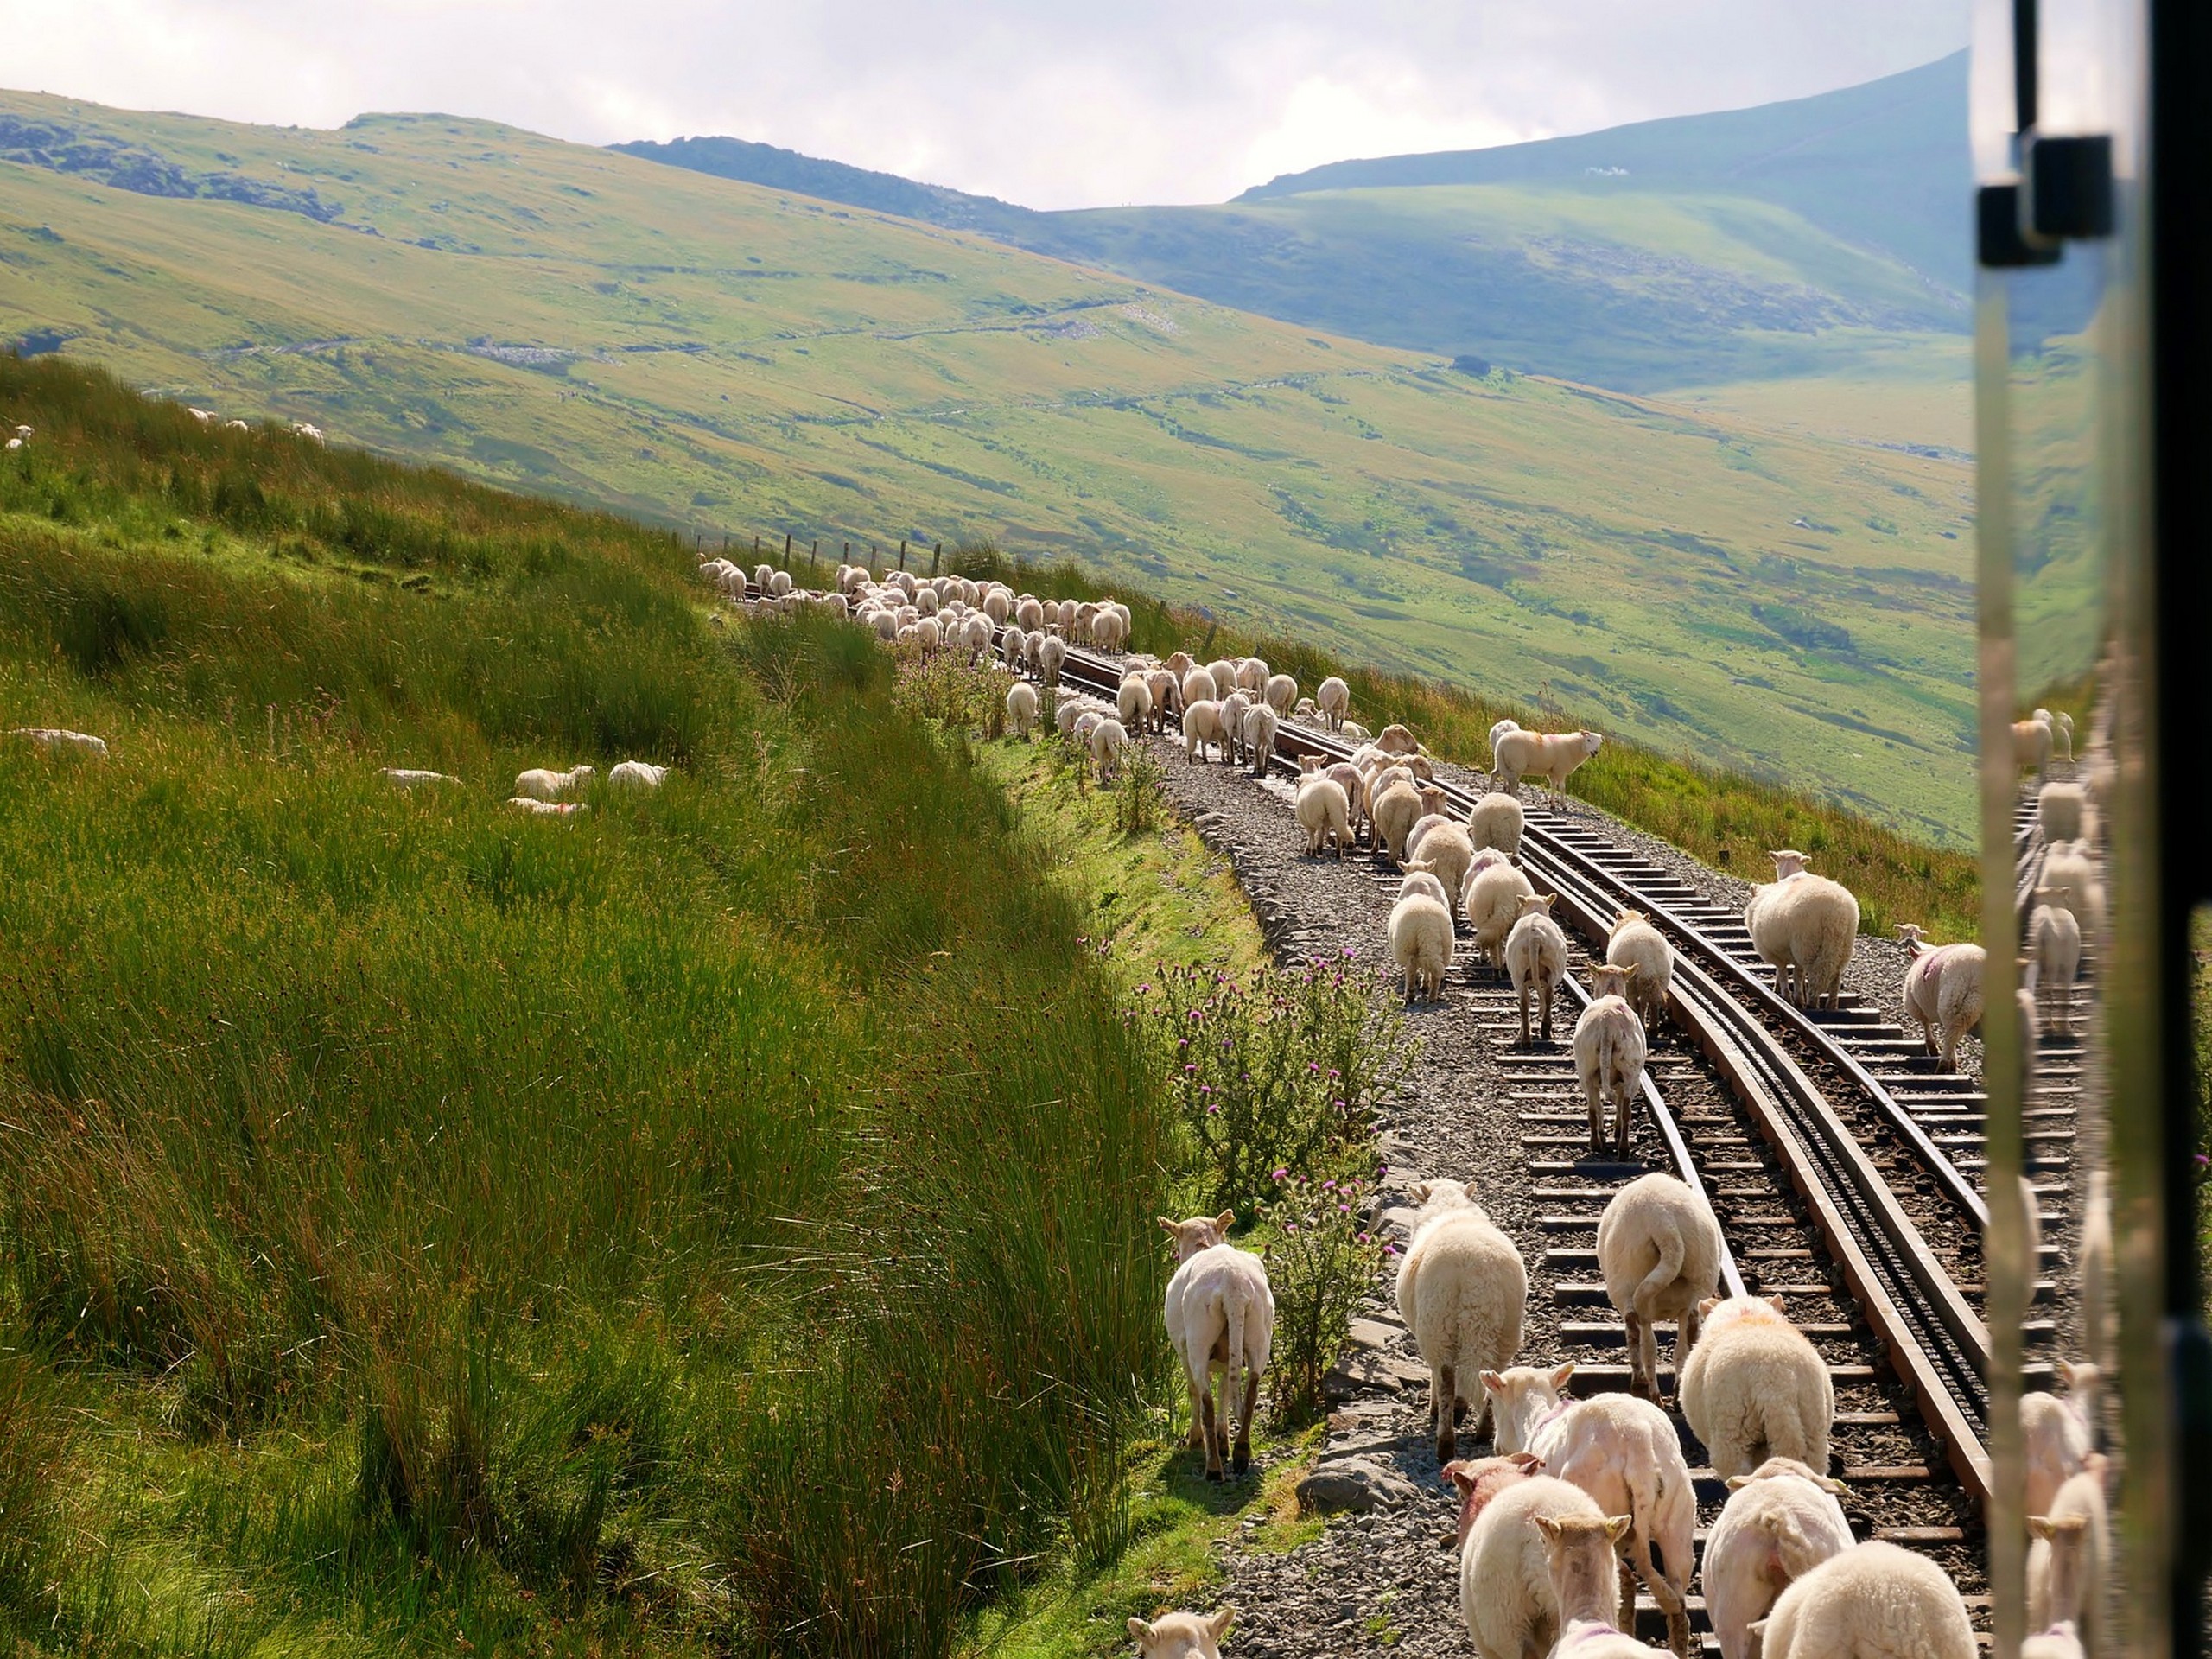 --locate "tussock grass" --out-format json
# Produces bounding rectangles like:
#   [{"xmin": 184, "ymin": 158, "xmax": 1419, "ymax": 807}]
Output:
[{"xmin": 0, "ymin": 356, "xmax": 1173, "ymax": 1654}]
